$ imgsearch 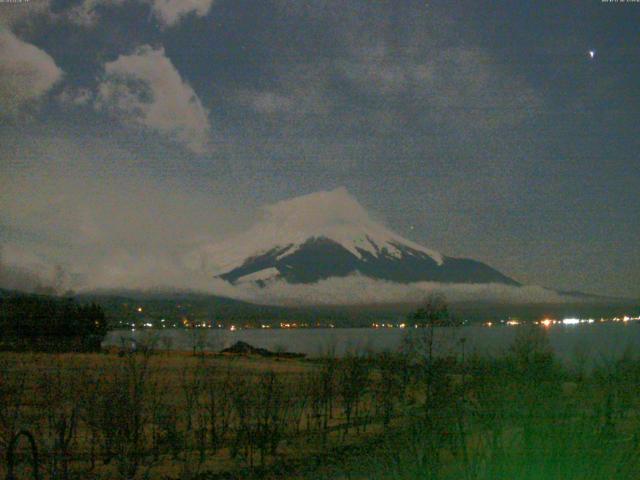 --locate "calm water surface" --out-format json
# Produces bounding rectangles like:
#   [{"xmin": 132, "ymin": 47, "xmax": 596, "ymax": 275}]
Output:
[{"xmin": 104, "ymin": 323, "xmax": 640, "ymax": 365}]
